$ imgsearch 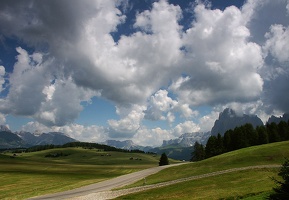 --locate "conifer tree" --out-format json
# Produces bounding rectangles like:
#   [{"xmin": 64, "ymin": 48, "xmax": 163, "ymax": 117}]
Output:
[
  {"xmin": 191, "ymin": 141, "xmax": 205, "ymax": 161},
  {"xmin": 268, "ymin": 158, "xmax": 289, "ymax": 199},
  {"xmin": 159, "ymin": 153, "xmax": 169, "ymax": 166},
  {"xmin": 256, "ymin": 126, "xmax": 269, "ymax": 145}
]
